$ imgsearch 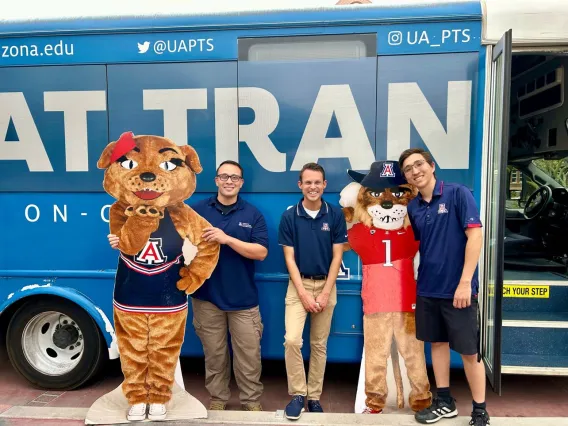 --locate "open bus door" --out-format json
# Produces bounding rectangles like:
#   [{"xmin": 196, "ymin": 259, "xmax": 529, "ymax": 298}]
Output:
[{"xmin": 481, "ymin": 29, "xmax": 512, "ymax": 395}]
